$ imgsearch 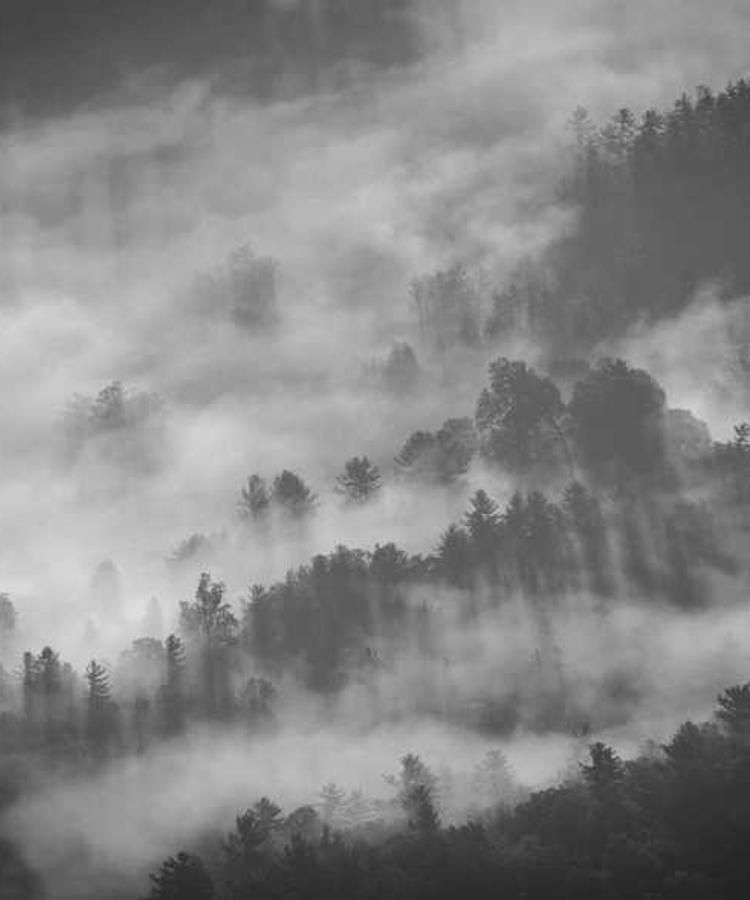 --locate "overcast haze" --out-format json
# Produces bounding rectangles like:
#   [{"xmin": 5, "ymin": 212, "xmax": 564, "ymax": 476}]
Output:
[{"xmin": 2, "ymin": 3, "xmax": 750, "ymax": 899}]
